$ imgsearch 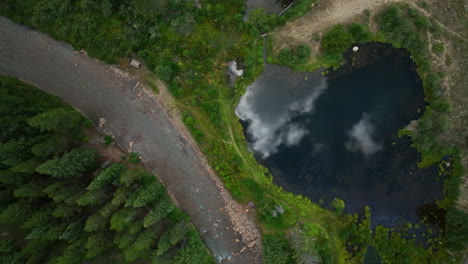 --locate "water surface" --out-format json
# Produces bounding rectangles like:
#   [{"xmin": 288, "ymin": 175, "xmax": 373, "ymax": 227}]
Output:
[{"xmin": 236, "ymin": 43, "xmax": 443, "ymax": 226}]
